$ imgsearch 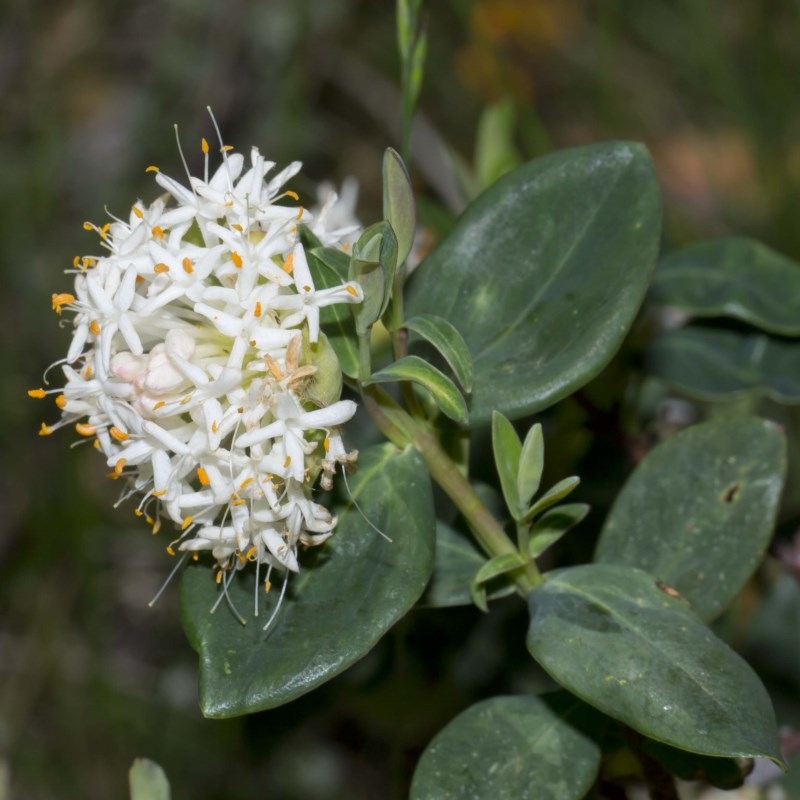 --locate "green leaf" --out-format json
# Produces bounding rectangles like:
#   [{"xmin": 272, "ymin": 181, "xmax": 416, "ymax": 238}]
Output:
[
  {"xmin": 595, "ymin": 416, "xmax": 785, "ymax": 621},
  {"xmin": 180, "ymin": 444, "xmax": 435, "ymax": 717},
  {"xmin": 307, "ymin": 247, "xmax": 359, "ymax": 378},
  {"xmin": 350, "ymin": 222, "xmax": 398, "ymax": 333},
  {"xmin": 641, "ymin": 740, "xmax": 748, "ymax": 790},
  {"xmin": 492, "ymin": 410, "xmax": 522, "ymax": 516},
  {"xmin": 364, "ymin": 356, "xmax": 469, "ymax": 424},
  {"xmin": 410, "ymin": 695, "xmax": 601, "ymax": 800},
  {"xmin": 404, "ymin": 314, "xmax": 474, "ymax": 392},
  {"xmin": 383, "ymin": 148, "xmax": 416, "ymax": 266},
  {"xmin": 474, "ymin": 551, "xmax": 527, "ymax": 584},
  {"xmin": 651, "ymin": 237, "xmax": 800, "ymax": 336},
  {"xmin": 517, "ymin": 423, "xmax": 544, "ymax": 509},
  {"xmin": 406, "ymin": 141, "xmax": 661, "ymax": 425},
  {"xmin": 526, "ymin": 563, "xmax": 782, "ymax": 764},
  {"xmin": 475, "ymin": 97, "xmax": 523, "ymax": 190},
  {"xmin": 529, "ymin": 503, "xmax": 590, "ymax": 559},
  {"xmin": 645, "ymin": 325, "xmax": 800, "ymax": 403},
  {"xmin": 129, "ymin": 759, "xmax": 170, "ymax": 800},
  {"xmin": 423, "ymin": 521, "xmax": 514, "ymax": 608},
  {"xmin": 521, "ymin": 476, "xmax": 580, "ymax": 523}
]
